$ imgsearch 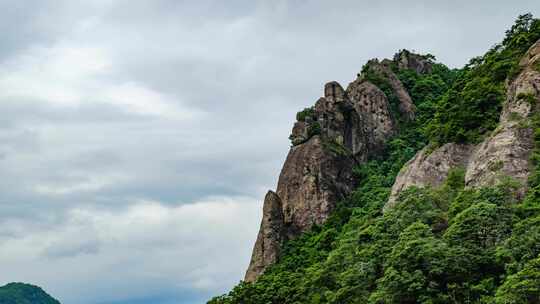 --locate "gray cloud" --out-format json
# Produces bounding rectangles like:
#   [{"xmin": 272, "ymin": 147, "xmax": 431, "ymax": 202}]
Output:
[{"xmin": 0, "ymin": 1, "xmax": 540, "ymax": 303}]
